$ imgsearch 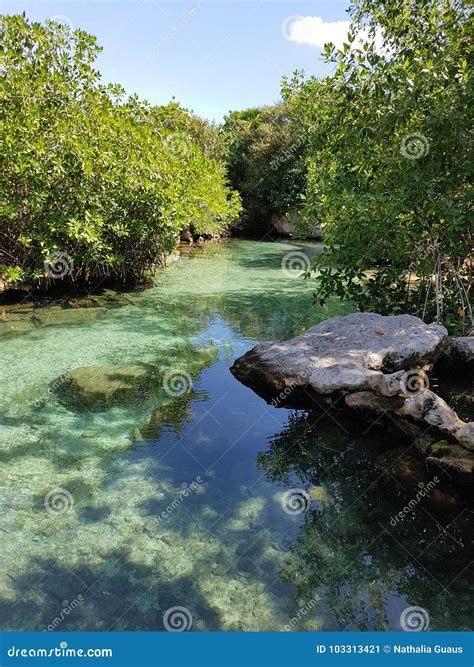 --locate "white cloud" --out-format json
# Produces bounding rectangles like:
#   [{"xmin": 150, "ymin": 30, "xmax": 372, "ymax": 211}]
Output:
[
  {"xmin": 284, "ymin": 16, "xmax": 352, "ymax": 49},
  {"xmin": 283, "ymin": 15, "xmax": 387, "ymax": 54}
]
